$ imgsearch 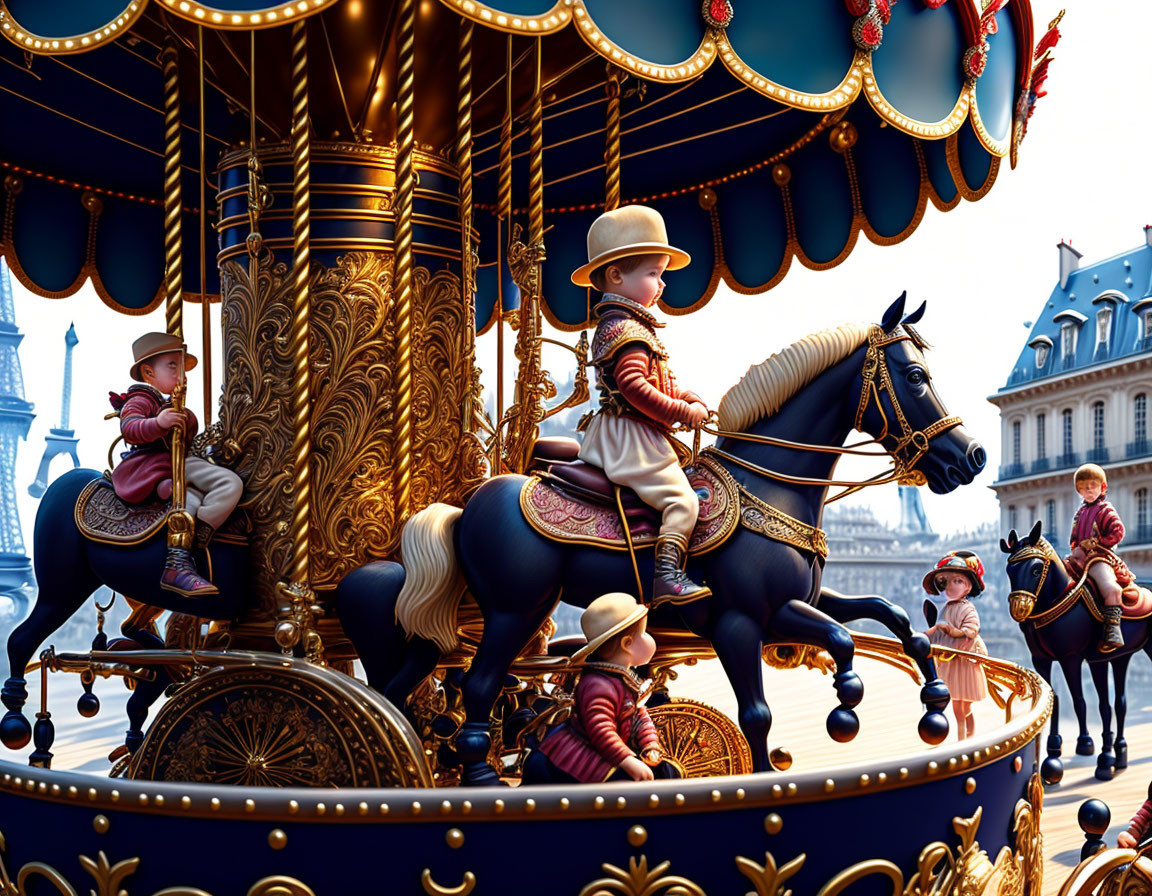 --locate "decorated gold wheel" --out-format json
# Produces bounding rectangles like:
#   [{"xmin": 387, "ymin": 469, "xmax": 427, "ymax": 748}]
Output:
[
  {"xmin": 126, "ymin": 656, "xmax": 433, "ymax": 788},
  {"xmin": 648, "ymin": 698, "xmax": 752, "ymax": 778}
]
